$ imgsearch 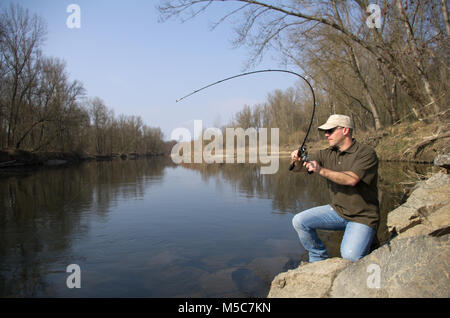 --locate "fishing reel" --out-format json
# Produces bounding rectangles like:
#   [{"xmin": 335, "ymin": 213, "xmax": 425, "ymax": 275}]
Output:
[{"xmin": 289, "ymin": 146, "xmax": 313, "ymax": 174}]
